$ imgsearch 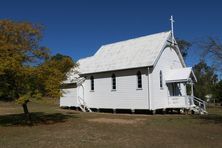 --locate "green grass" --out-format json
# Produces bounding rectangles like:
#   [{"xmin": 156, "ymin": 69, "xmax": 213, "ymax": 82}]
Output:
[{"xmin": 0, "ymin": 101, "xmax": 222, "ymax": 148}]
